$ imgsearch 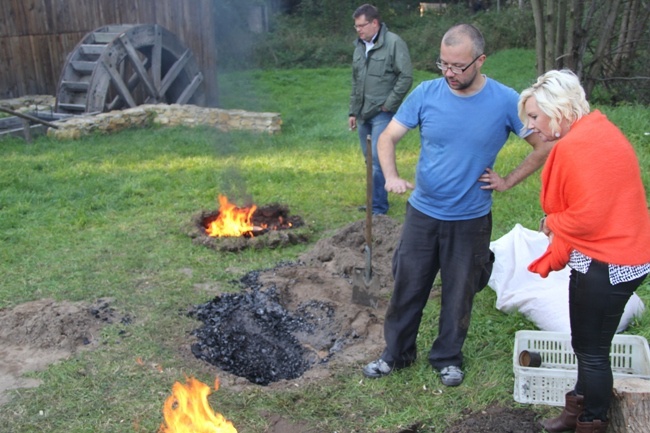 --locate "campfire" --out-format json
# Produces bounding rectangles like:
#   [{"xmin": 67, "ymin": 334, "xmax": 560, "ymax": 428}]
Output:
[
  {"xmin": 205, "ymin": 195, "xmax": 259, "ymax": 238},
  {"xmin": 187, "ymin": 195, "xmax": 309, "ymax": 252},
  {"xmin": 204, "ymin": 195, "xmax": 294, "ymax": 238},
  {"xmin": 159, "ymin": 376, "xmax": 237, "ymax": 433}
]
